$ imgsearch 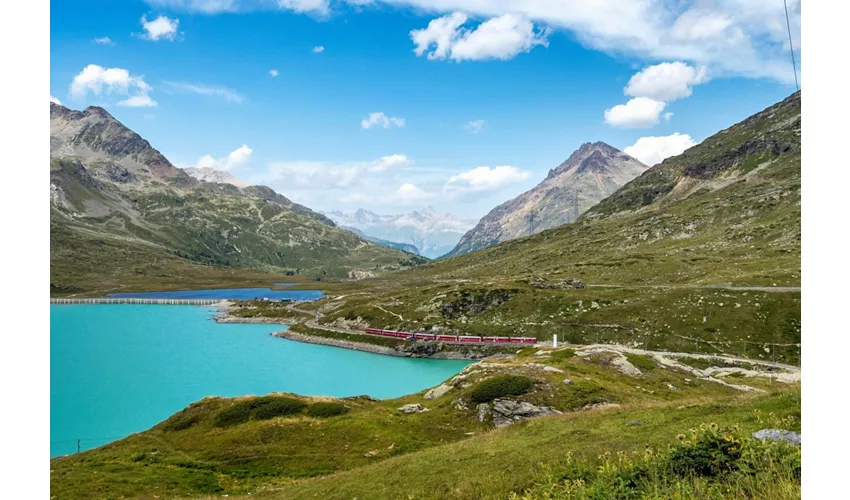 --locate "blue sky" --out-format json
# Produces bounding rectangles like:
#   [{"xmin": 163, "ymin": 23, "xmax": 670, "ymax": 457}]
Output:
[{"xmin": 50, "ymin": 0, "xmax": 801, "ymax": 219}]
